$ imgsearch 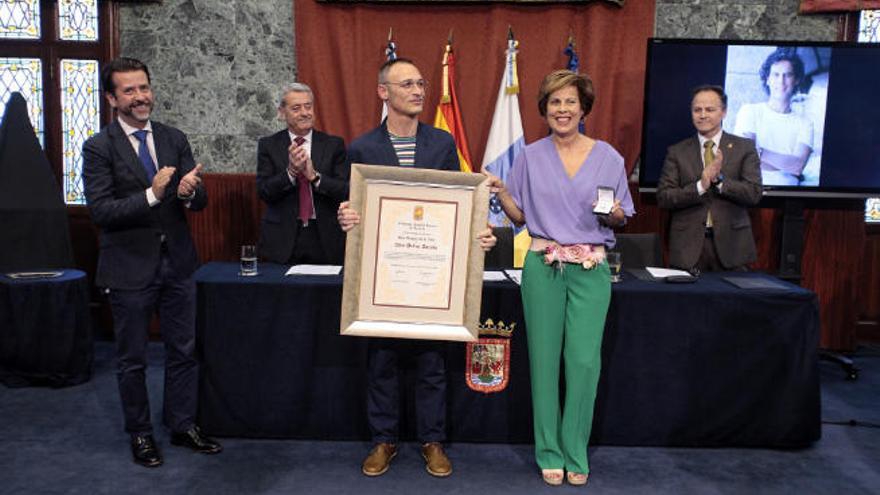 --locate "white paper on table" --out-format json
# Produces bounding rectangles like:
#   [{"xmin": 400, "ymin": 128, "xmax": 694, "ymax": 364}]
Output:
[
  {"xmin": 645, "ymin": 267, "xmax": 691, "ymax": 279},
  {"xmin": 504, "ymin": 269, "xmax": 523, "ymax": 286},
  {"xmin": 285, "ymin": 265, "xmax": 342, "ymax": 276},
  {"xmin": 483, "ymin": 271, "xmax": 508, "ymax": 282}
]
